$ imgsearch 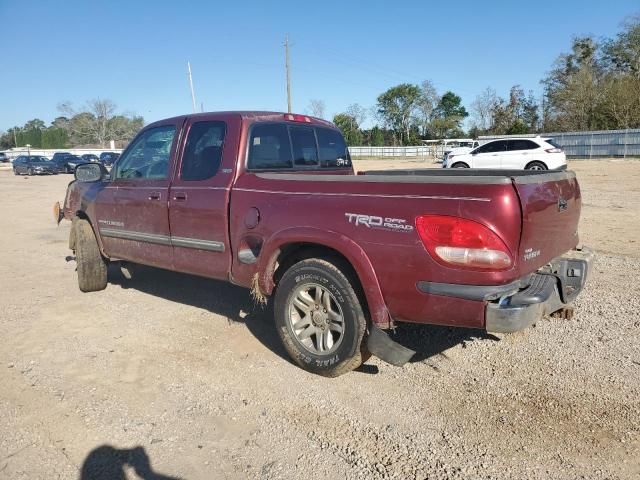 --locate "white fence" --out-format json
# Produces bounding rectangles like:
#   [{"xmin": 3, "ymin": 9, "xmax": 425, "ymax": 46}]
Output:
[
  {"xmin": 349, "ymin": 146, "xmax": 433, "ymax": 159},
  {"xmin": 0, "ymin": 147, "xmax": 124, "ymax": 161}
]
